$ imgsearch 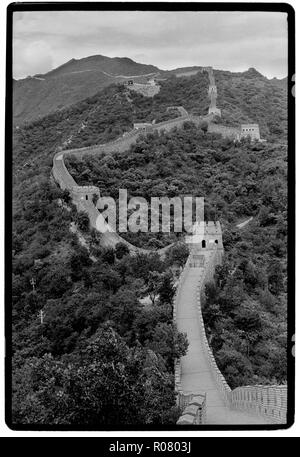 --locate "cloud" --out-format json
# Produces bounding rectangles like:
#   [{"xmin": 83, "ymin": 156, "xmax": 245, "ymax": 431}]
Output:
[
  {"xmin": 12, "ymin": 10, "xmax": 288, "ymax": 79},
  {"xmin": 13, "ymin": 40, "xmax": 53, "ymax": 78}
]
